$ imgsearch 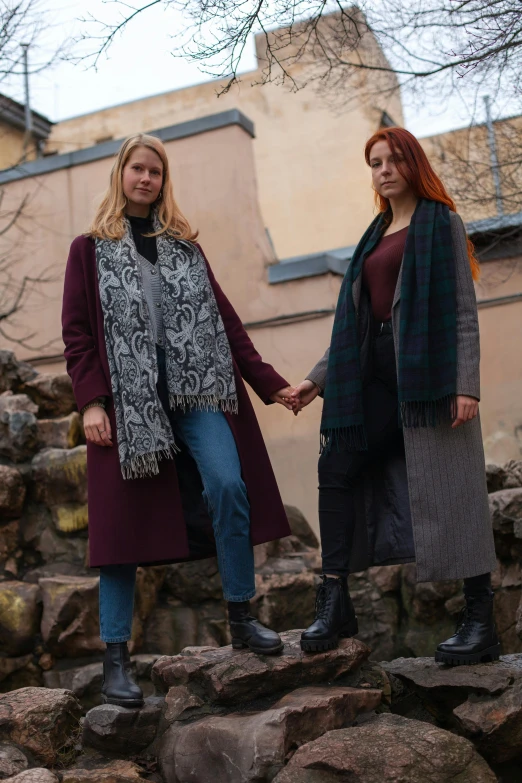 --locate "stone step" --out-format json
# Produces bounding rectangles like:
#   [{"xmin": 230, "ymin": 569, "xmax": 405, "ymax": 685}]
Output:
[
  {"xmin": 158, "ymin": 685, "xmax": 382, "ymax": 783},
  {"xmin": 152, "ymin": 629, "xmax": 370, "ymax": 708}
]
